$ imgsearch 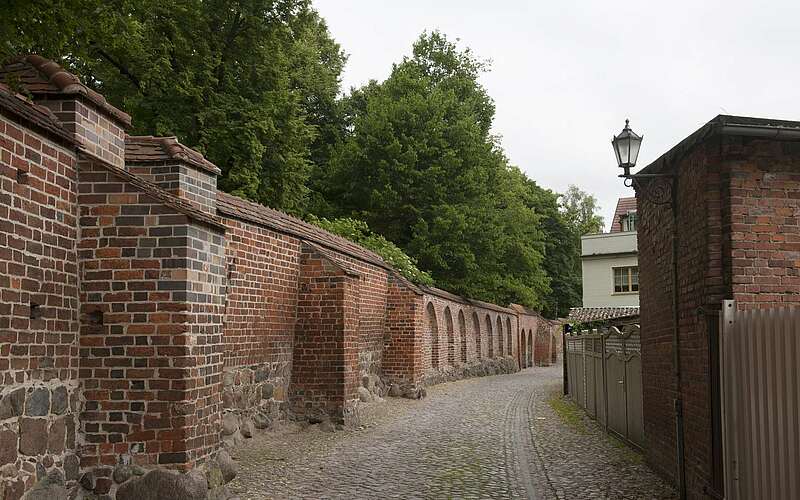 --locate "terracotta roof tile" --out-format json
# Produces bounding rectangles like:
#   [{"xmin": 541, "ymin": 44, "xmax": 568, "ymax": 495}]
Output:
[
  {"xmin": 509, "ymin": 303, "xmax": 545, "ymax": 318},
  {"xmin": 0, "ymin": 83, "xmax": 76, "ymax": 146},
  {"xmin": 610, "ymin": 197, "xmax": 637, "ymax": 233},
  {"xmin": 567, "ymin": 306, "xmax": 639, "ymax": 323},
  {"xmin": 303, "ymin": 242, "xmax": 361, "ymax": 278},
  {"xmin": 0, "ymin": 55, "xmax": 132, "ymax": 127},
  {"xmin": 216, "ymin": 192, "xmax": 529, "ymax": 315},
  {"xmin": 216, "ymin": 191, "xmax": 388, "ymax": 269},
  {"xmin": 125, "ymin": 135, "xmax": 221, "ymax": 174}
]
